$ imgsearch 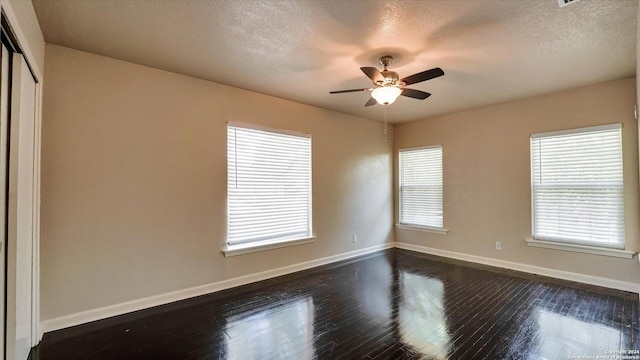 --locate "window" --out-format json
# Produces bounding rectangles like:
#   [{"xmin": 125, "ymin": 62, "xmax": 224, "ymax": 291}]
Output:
[
  {"xmin": 399, "ymin": 146, "xmax": 443, "ymax": 229},
  {"xmin": 227, "ymin": 124, "xmax": 312, "ymax": 250},
  {"xmin": 530, "ymin": 124, "xmax": 624, "ymax": 249}
]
